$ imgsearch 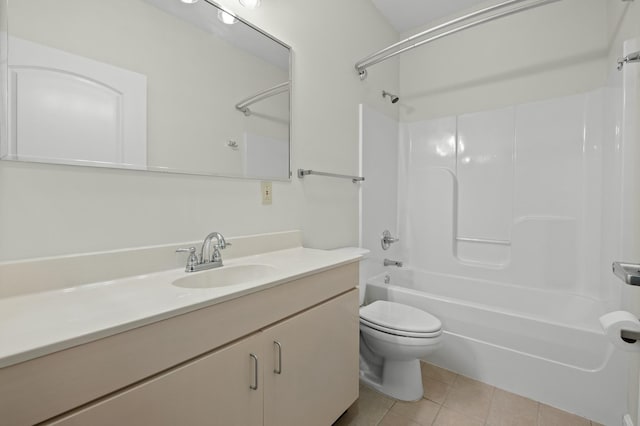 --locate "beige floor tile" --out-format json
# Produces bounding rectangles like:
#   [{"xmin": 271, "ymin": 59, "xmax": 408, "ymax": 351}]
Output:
[
  {"xmin": 538, "ymin": 404, "xmax": 590, "ymax": 426},
  {"xmin": 378, "ymin": 410, "xmax": 423, "ymax": 426},
  {"xmin": 422, "ymin": 376, "xmax": 450, "ymax": 404},
  {"xmin": 433, "ymin": 406, "xmax": 484, "ymax": 426},
  {"xmin": 486, "ymin": 388, "xmax": 538, "ymax": 426},
  {"xmin": 390, "ymin": 398, "xmax": 440, "ymax": 425},
  {"xmin": 421, "ymin": 362, "xmax": 457, "ymax": 385},
  {"xmin": 442, "ymin": 375, "xmax": 494, "ymax": 421},
  {"xmin": 333, "ymin": 384, "xmax": 395, "ymax": 426}
]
